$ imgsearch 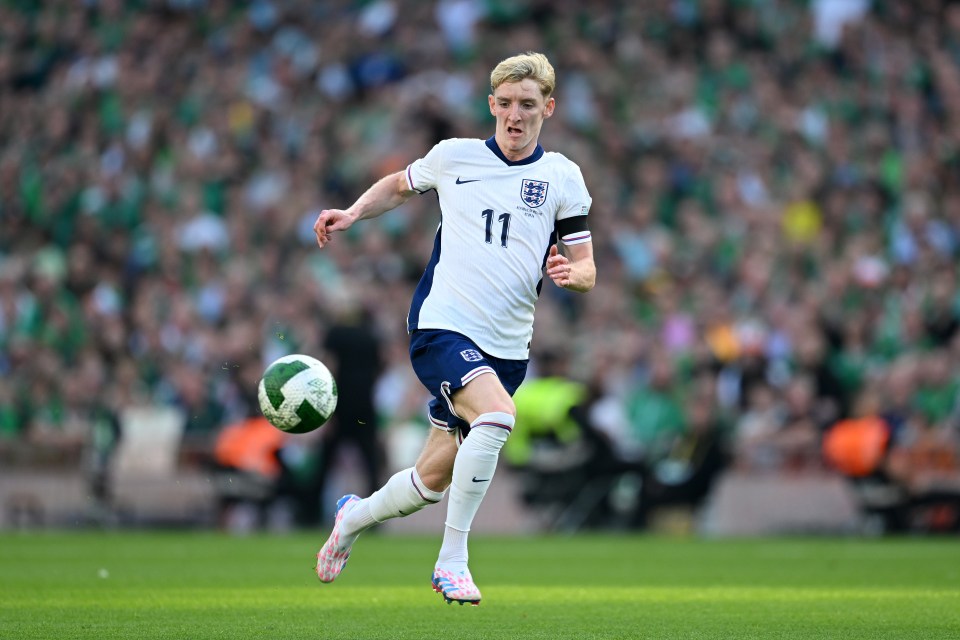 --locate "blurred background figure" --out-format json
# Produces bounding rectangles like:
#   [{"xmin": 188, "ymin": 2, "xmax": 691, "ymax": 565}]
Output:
[
  {"xmin": 212, "ymin": 357, "xmax": 298, "ymax": 533},
  {"xmin": 507, "ymin": 350, "xmax": 628, "ymax": 531},
  {"xmin": 824, "ymin": 385, "xmax": 960, "ymax": 534},
  {"xmin": 635, "ymin": 382, "xmax": 729, "ymax": 533},
  {"xmin": 213, "ymin": 411, "xmax": 288, "ymax": 533},
  {"xmin": 299, "ymin": 293, "xmax": 384, "ymax": 526}
]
